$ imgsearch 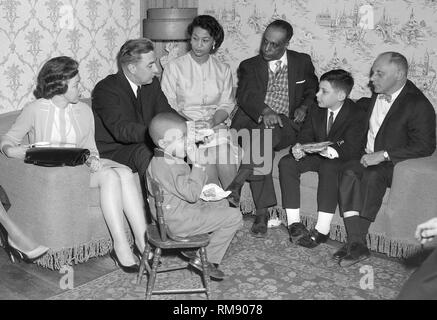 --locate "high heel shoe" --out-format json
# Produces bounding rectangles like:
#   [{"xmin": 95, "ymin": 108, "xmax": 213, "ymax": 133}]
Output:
[
  {"xmin": 0, "ymin": 224, "xmax": 15, "ymax": 263},
  {"xmin": 7, "ymin": 238, "xmax": 49, "ymax": 263},
  {"xmin": 109, "ymin": 249, "xmax": 139, "ymax": 273}
]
